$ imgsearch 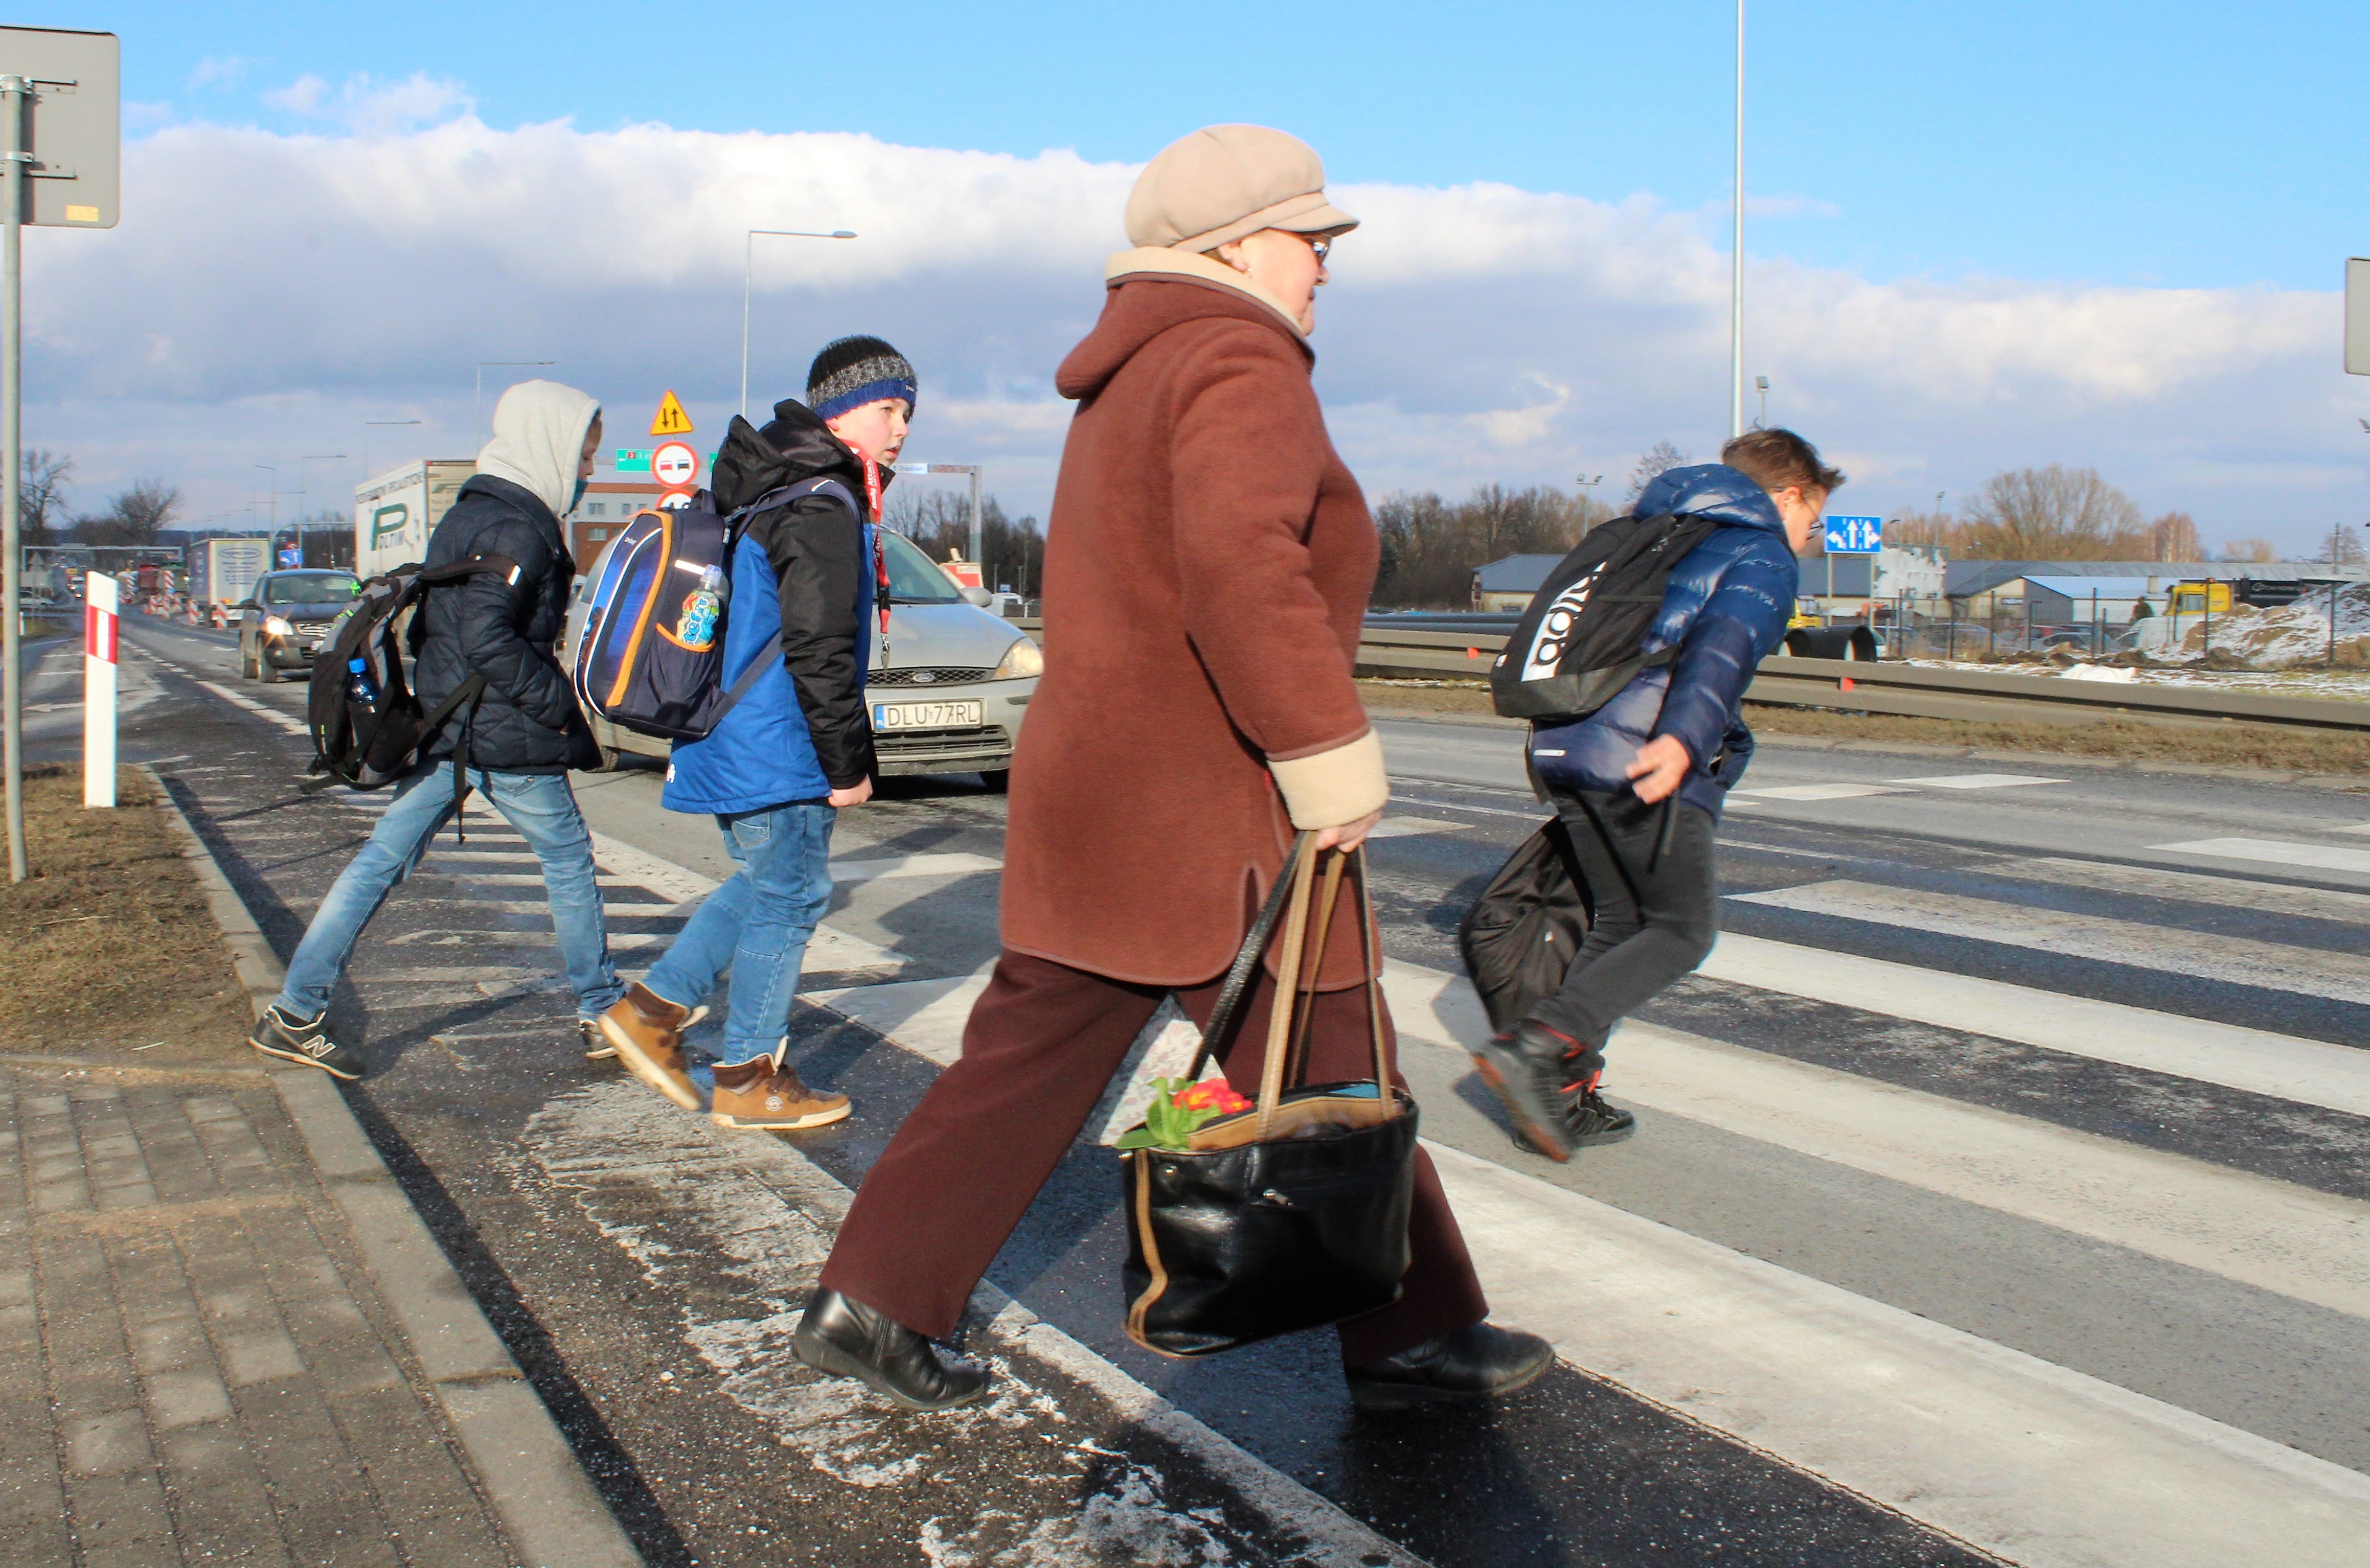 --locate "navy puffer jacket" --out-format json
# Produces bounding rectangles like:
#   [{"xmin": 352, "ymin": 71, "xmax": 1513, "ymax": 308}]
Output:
[{"xmin": 1529, "ymin": 464, "xmax": 1799, "ymax": 817}]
